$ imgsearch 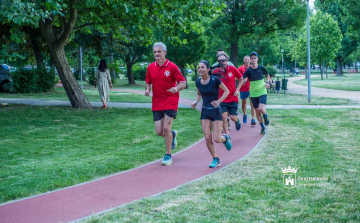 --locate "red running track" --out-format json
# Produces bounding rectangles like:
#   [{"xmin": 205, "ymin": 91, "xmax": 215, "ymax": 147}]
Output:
[{"xmin": 0, "ymin": 92, "xmax": 264, "ymax": 223}]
